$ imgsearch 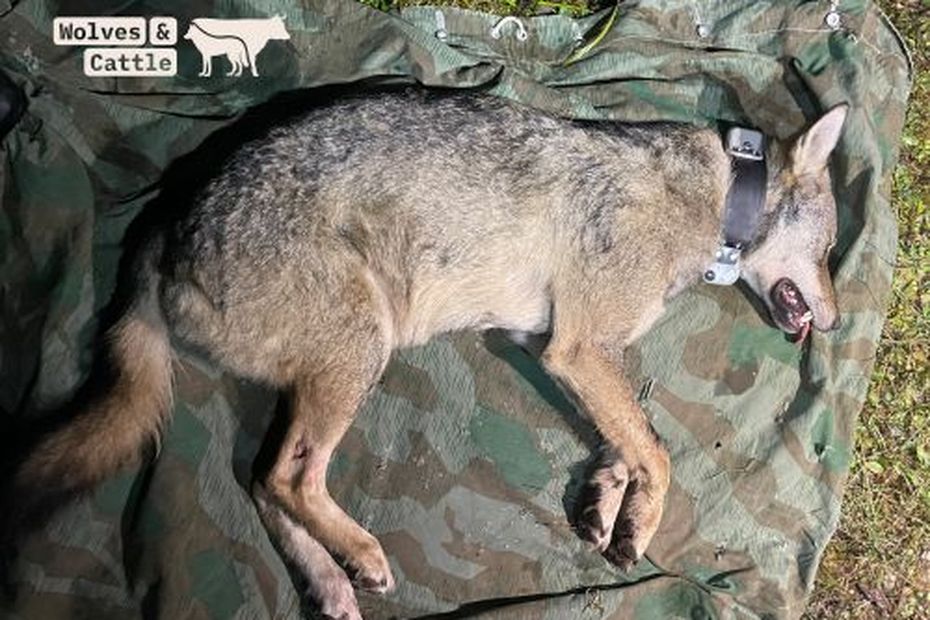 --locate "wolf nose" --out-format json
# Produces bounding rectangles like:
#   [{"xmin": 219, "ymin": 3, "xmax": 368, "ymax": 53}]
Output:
[{"xmin": 828, "ymin": 315, "xmax": 841, "ymax": 331}]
